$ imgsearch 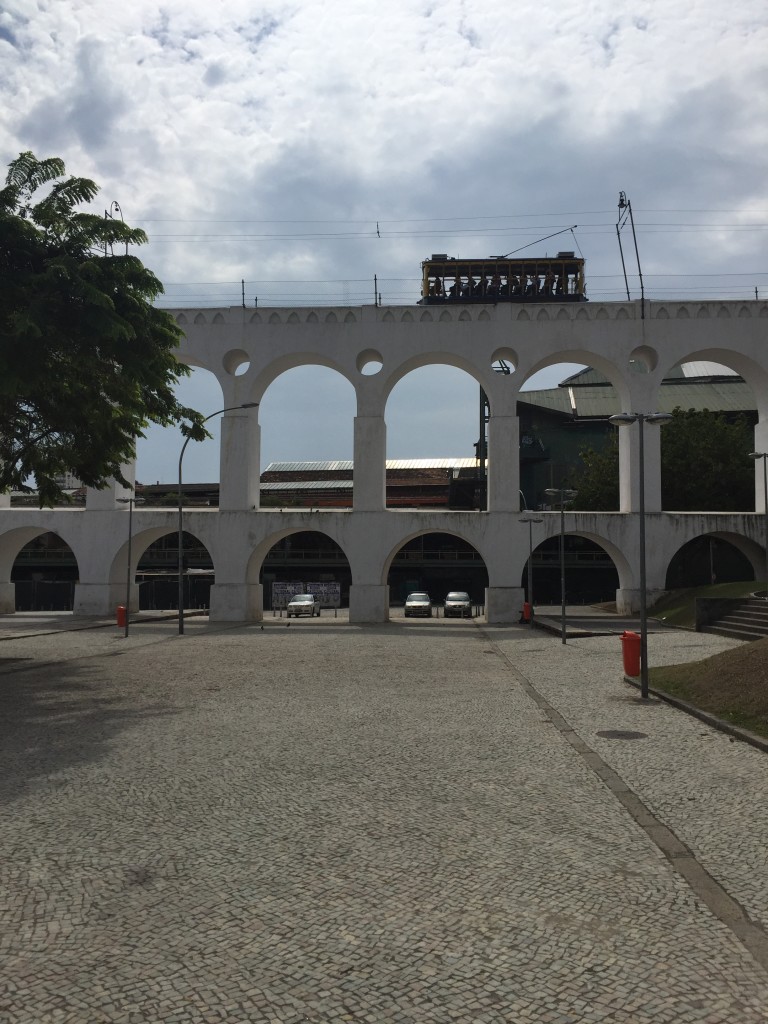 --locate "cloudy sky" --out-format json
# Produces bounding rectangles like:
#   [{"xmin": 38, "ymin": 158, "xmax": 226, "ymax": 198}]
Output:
[{"xmin": 3, "ymin": 0, "xmax": 767, "ymax": 482}]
